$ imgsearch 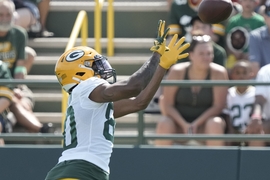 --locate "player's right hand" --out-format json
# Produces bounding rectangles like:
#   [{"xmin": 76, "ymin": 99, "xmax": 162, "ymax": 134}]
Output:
[
  {"xmin": 159, "ymin": 34, "xmax": 190, "ymax": 70},
  {"xmin": 150, "ymin": 20, "xmax": 170, "ymax": 55}
]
